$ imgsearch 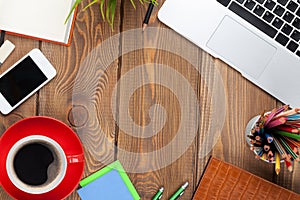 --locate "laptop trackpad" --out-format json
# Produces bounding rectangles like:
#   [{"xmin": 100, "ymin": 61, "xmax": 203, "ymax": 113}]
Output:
[{"xmin": 207, "ymin": 16, "xmax": 276, "ymax": 79}]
